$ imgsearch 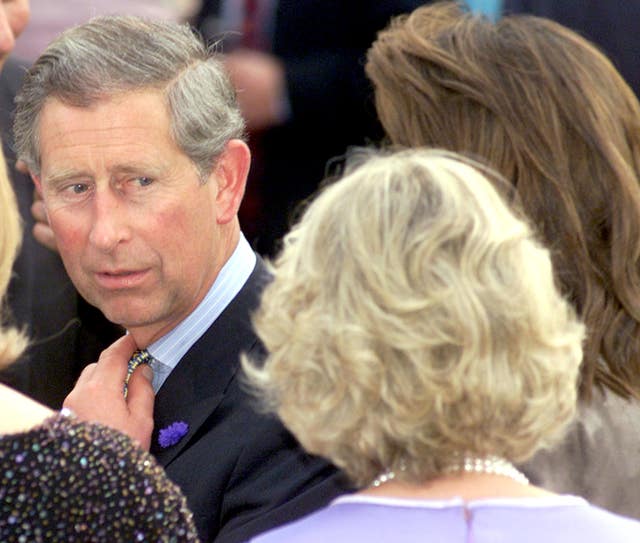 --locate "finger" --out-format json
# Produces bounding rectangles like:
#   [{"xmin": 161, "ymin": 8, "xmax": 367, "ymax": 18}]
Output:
[
  {"xmin": 33, "ymin": 222, "xmax": 59, "ymax": 252},
  {"xmin": 62, "ymin": 362, "xmax": 97, "ymax": 410},
  {"xmin": 31, "ymin": 197, "xmax": 47, "ymax": 221},
  {"xmin": 16, "ymin": 159, "xmax": 28, "ymax": 174},
  {"xmin": 71, "ymin": 362, "xmax": 98, "ymax": 388},
  {"xmin": 127, "ymin": 365, "xmax": 155, "ymax": 449},
  {"xmin": 91, "ymin": 334, "xmax": 139, "ymax": 385},
  {"xmin": 128, "ymin": 364, "xmax": 154, "ymax": 408}
]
